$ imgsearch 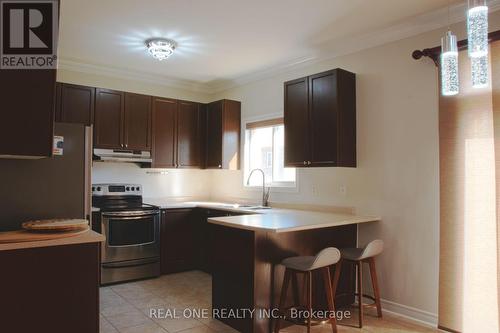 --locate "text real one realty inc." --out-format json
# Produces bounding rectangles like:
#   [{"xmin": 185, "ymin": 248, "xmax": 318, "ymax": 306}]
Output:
[{"xmin": 149, "ymin": 308, "xmax": 351, "ymax": 320}]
